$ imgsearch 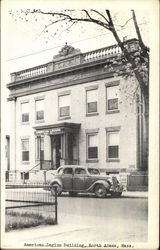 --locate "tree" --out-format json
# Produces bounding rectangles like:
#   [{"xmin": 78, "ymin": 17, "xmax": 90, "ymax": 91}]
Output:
[{"xmin": 10, "ymin": 9, "xmax": 149, "ymax": 170}]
